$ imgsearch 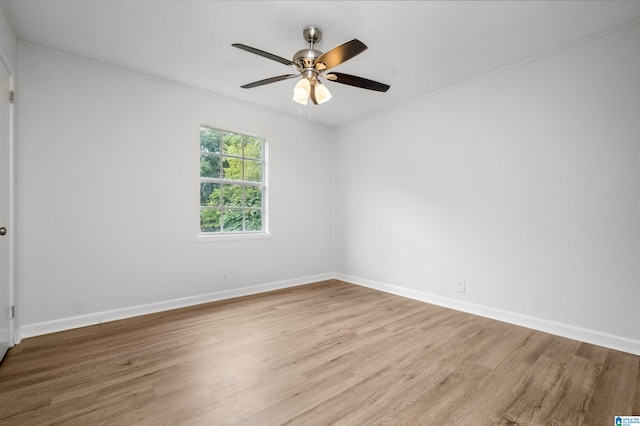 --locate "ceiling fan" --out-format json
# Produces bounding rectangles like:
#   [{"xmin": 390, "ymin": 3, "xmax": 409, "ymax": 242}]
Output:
[{"xmin": 232, "ymin": 26, "xmax": 390, "ymax": 105}]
